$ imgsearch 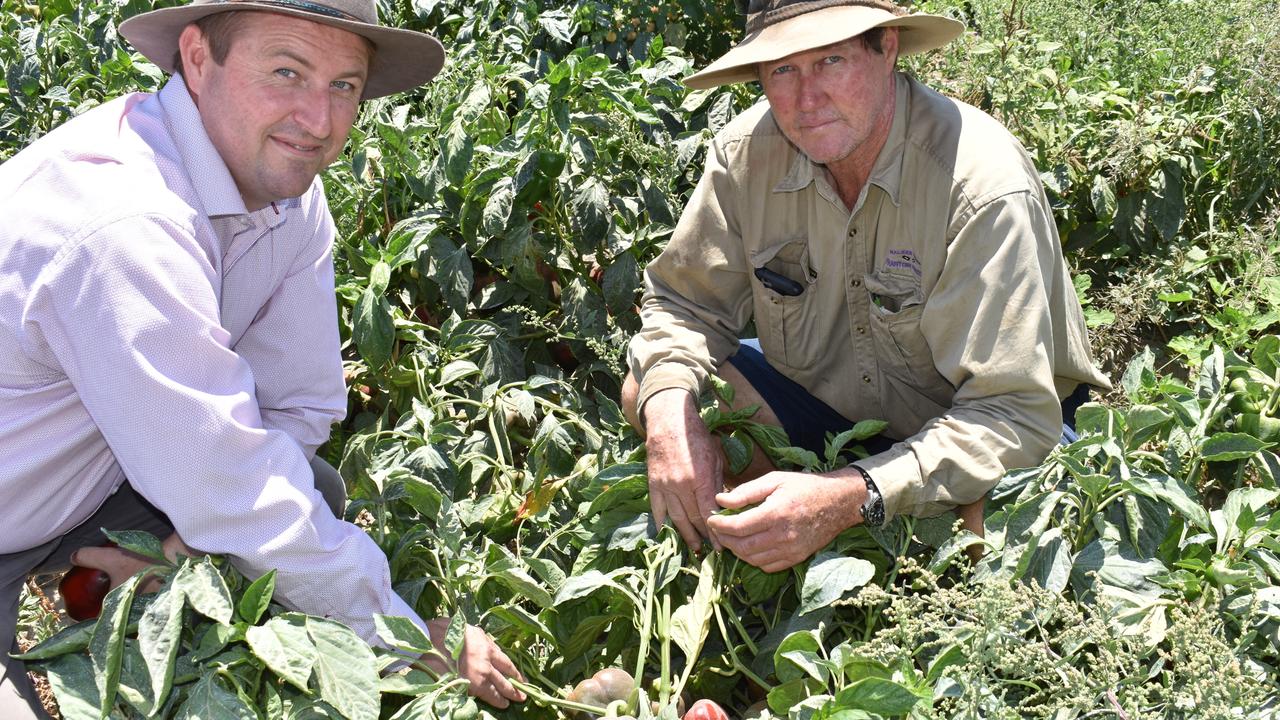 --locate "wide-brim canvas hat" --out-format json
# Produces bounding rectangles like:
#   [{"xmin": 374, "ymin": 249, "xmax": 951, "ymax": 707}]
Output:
[
  {"xmin": 685, "ymin": 0, "xmax": 964, "ymax": 89},
  {"xmin": 119, "ymin": 0, "xmax": 444, "ymax": 99}
]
